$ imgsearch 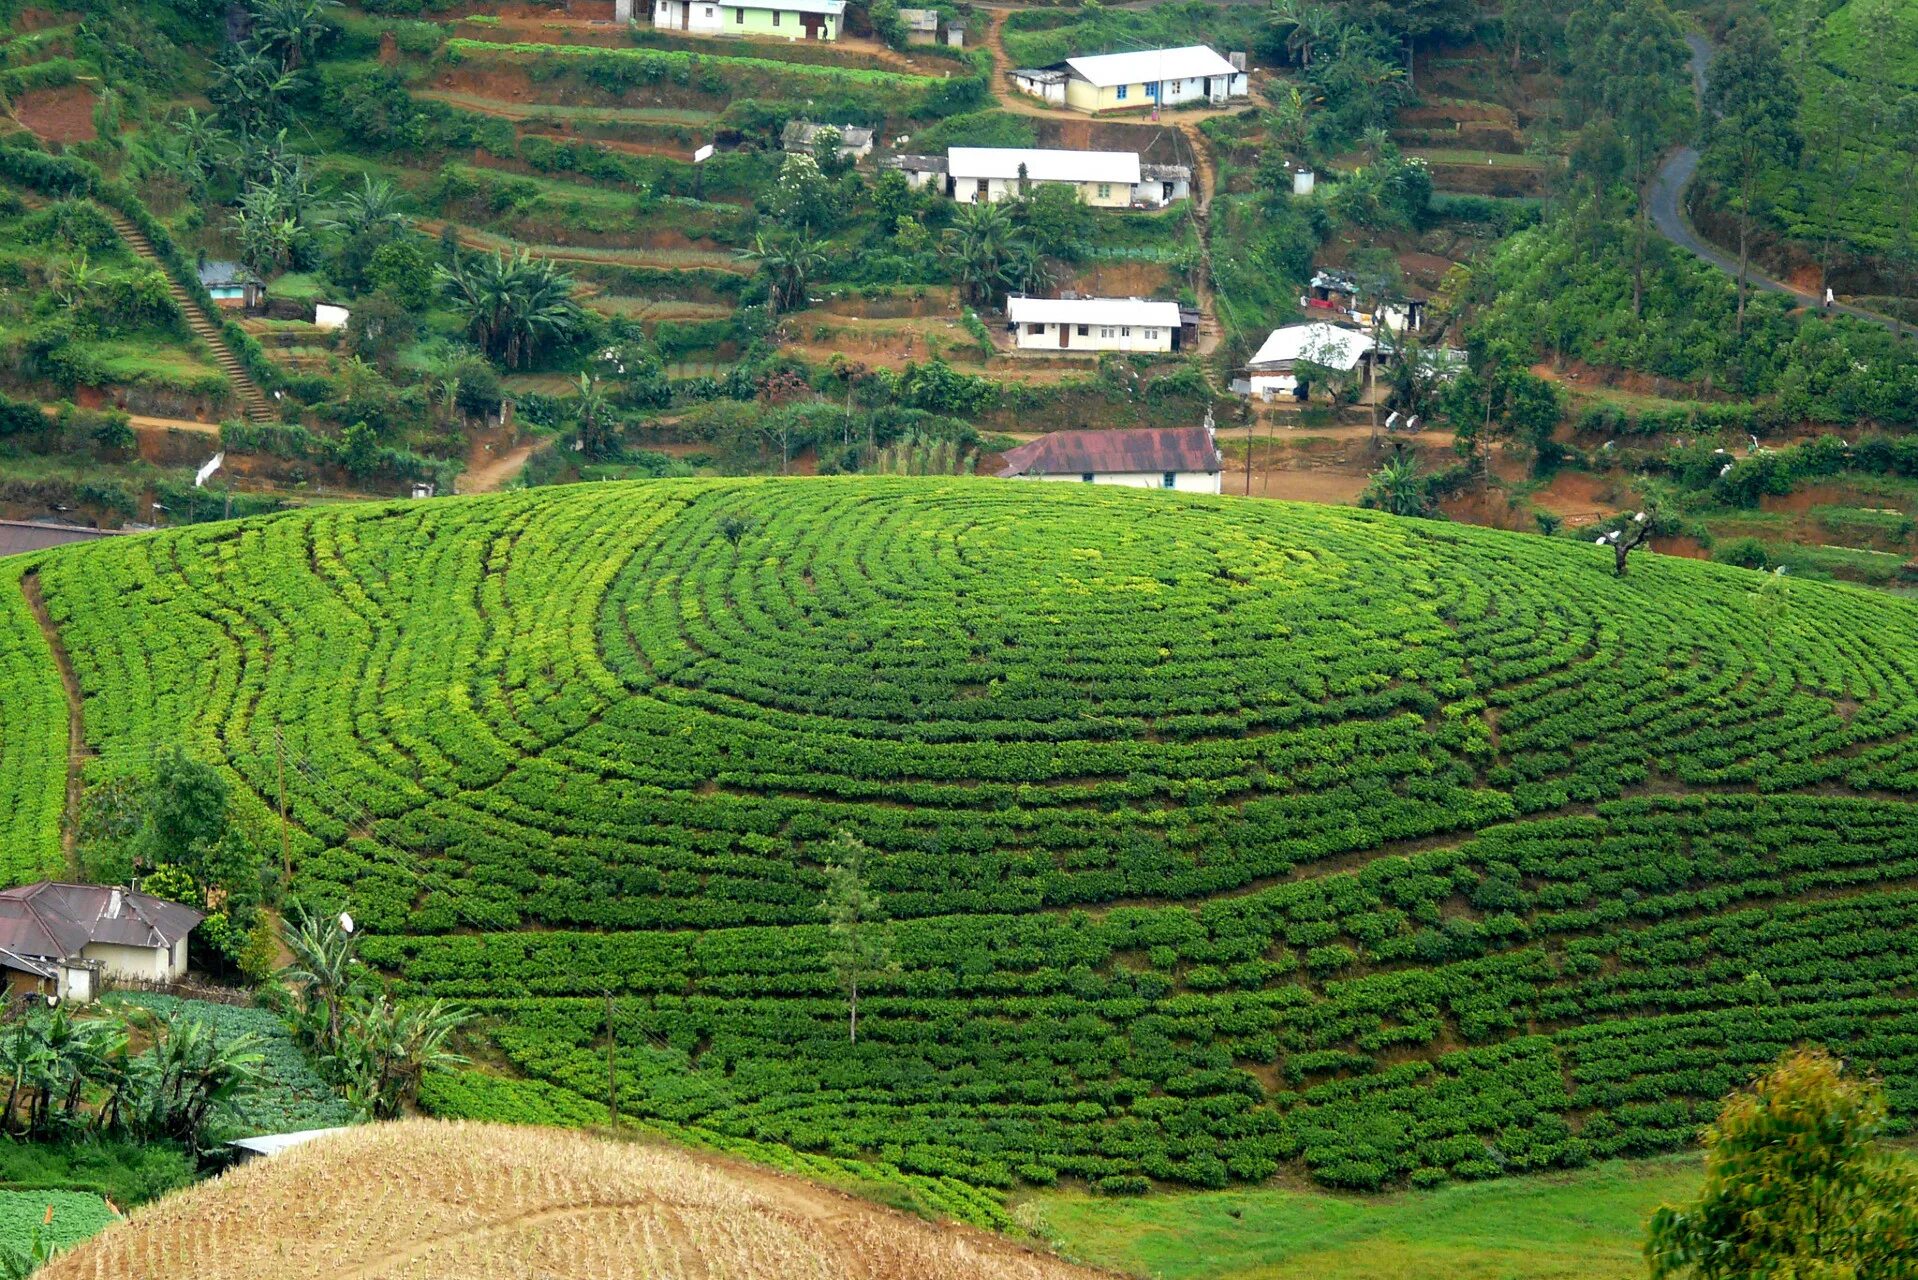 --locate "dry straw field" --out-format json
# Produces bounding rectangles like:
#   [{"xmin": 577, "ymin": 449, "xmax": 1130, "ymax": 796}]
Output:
[{"xmin": 40, "ymin": 1121, "xmax": 1109, "ymax": 1279}]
